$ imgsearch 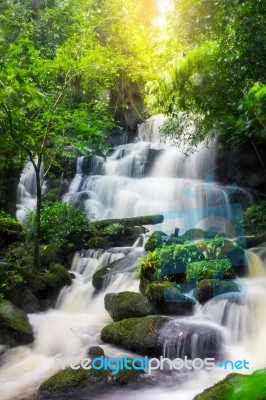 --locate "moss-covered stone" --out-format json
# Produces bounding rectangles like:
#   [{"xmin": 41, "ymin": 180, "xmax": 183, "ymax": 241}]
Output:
[
  {"xmin": 39, "ymin": 367, "xmax": 108, "ymax": 393},
  {"xmin": 101, "ymin": 316, "xmax": 168, "ymax": 357},
  {"xmin": 145, "ymin": 282, "xmax": 195, "ymax": 315},
  {"xmin": 104, "ymin": 291, "xmax": 155, "ymax": 321},
  {"xmin": 195, "ymin": 279, "xmax": 240, "ymax": 303},
  {"xmin": 194, "ymin": 369, "xmax": 266, "ymax": 400},
  {"xmin": 110, "ymin": 367, "xmax": 143, "ymax": 386},
  {"xmin": 0, "ymin": 300, "xmax": 34, "ymax": 346}
]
